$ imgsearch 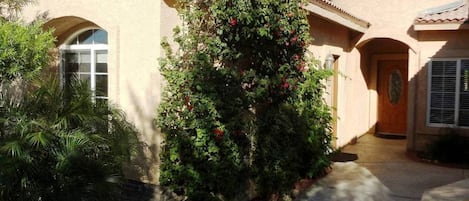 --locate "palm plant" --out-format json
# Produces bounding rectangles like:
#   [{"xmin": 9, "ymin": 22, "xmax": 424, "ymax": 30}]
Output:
[{"xmin": 0, "ymin": 74, "xmax": 138, "ymax": 201}]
